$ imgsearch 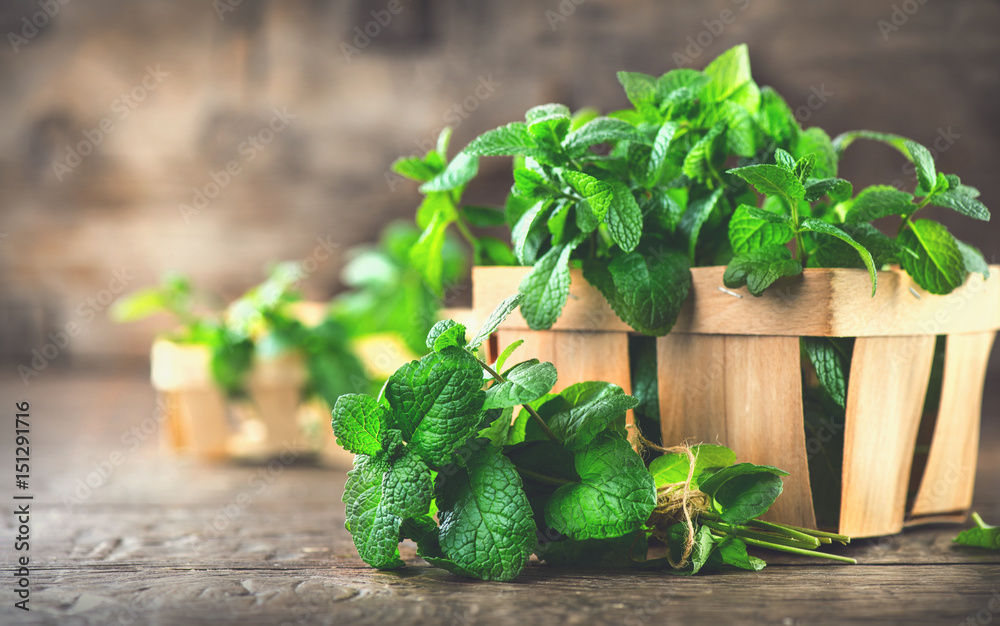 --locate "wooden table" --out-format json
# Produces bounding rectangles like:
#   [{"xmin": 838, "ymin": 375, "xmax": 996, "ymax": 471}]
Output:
[{"xmin": 1, "ymin": 371, "xmax": 998, "ymax": 625}]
